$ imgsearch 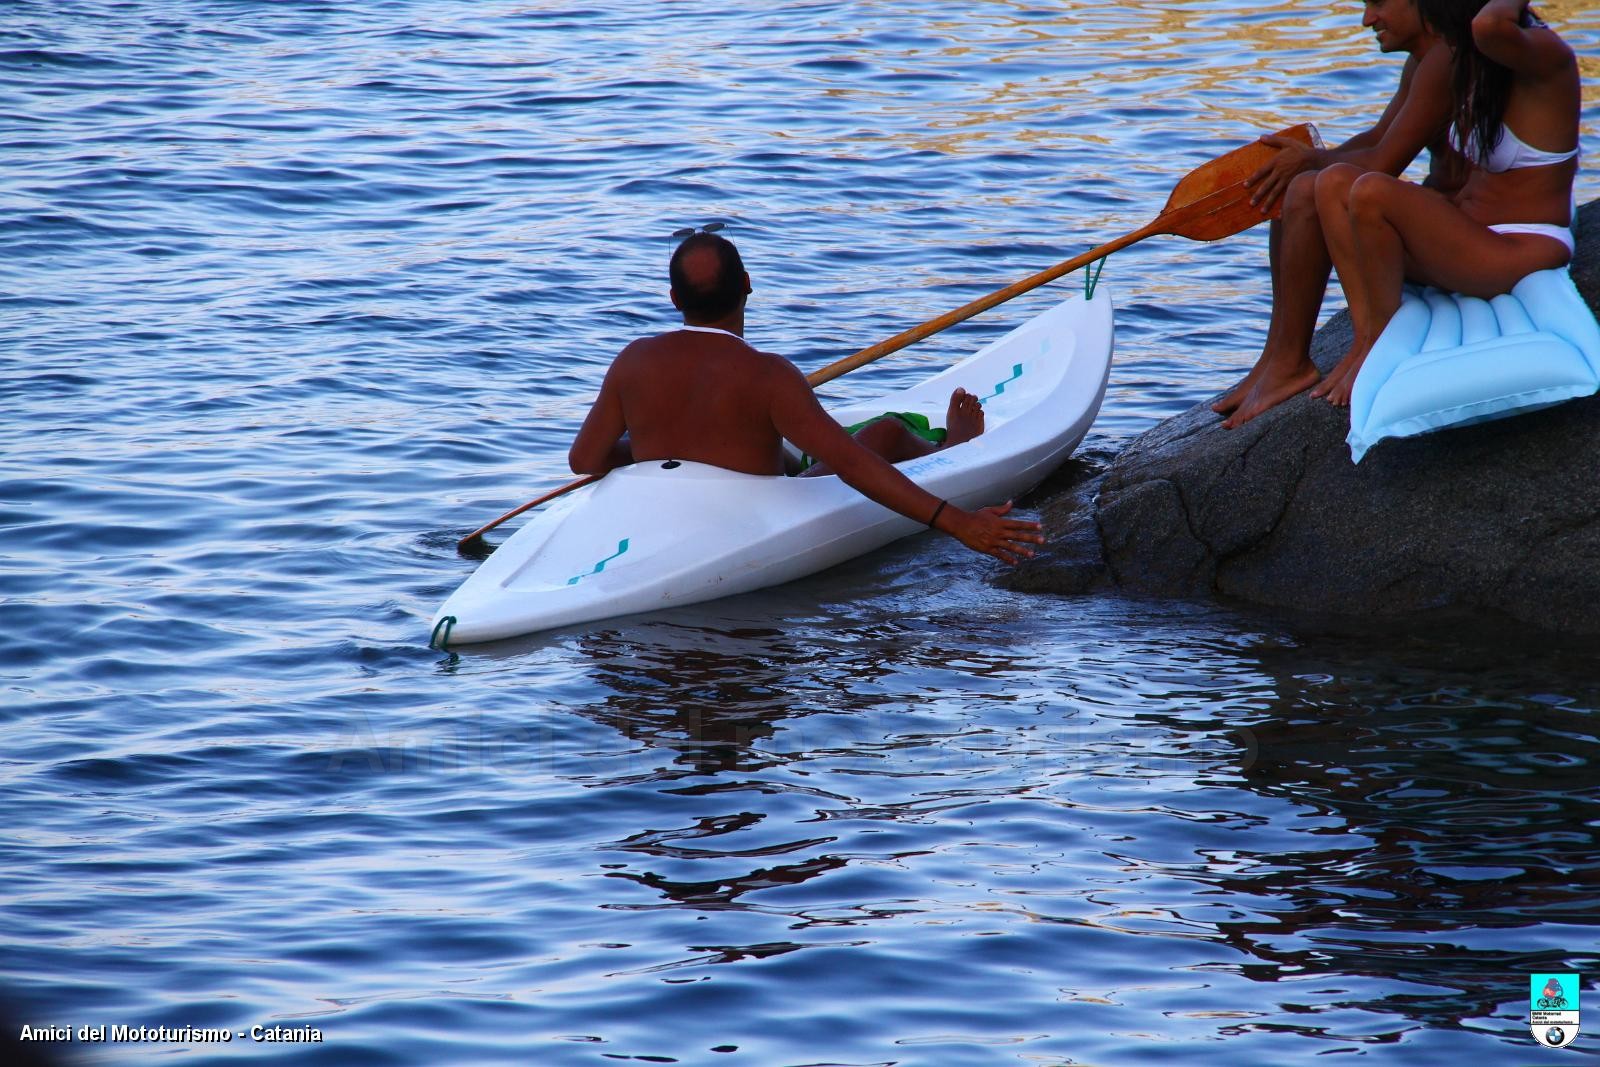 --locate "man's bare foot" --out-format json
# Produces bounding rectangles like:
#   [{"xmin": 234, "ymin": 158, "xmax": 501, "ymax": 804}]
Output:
[
  {"xmin": 1211, "ymin": 365, "xmax": 1263, "ymax": 415},
  {"xmin": 803, "ymin": 390, "xmax": 985, "ymax": 478},
  {"xmin": 944, "ymin": 387, "xmax": 985, "ymax": 446},
  {"xmin": 1221, "ymin": 361, "xmax": 1321, "ymax": 428}
]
